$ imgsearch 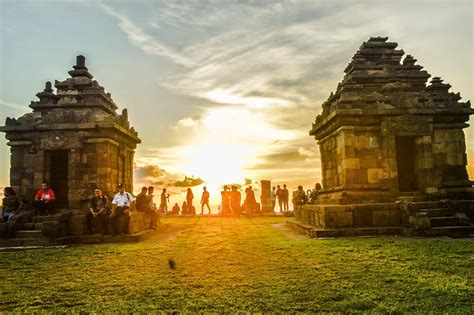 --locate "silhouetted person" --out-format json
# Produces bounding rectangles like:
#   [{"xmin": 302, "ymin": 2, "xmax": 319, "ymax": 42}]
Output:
[
  {"xmin": 110, "ymin": 183, "xmax": 134, "ymax": 235},
  {"xmin": 182, "ymin": 201, "xmax": 188, "ymax": 215},
  {"xmin": 245, "ymin": 186, "xmax": 257, "ymax": 217},
  {"xmin": 283, "ymin": 184, "xmax": 289, "ymax": 212},
  {"xmin": 33, "ymin": 182, "xmax": 56, "ymax": 215},
  {"xmin": 86, "ymin": 188, "xmax": 108, "ymax": 234},
  {"xmin": 137, "ymin": 186, "xmax": 158, "ymax": 229},
  {"xmin": 221, "ymin": 186, "xmax": 231, "ymax": 216},
  {"xmin": 271, "ymin": 186, "xmax": 276, "ymax": 211},
  {"xmin": 186, "ymin": 188, "xmax": 194, "ymax": 209},
  {"xmin": 276, "ymin": 185, "xmax": 283, "ymax": 212},
  {"xmin": 160, "ymin": 188, "xmax": 169, "ymax": 213},
  {"xmin": 201, "ymin": 186, "xmax": 211, "ymax": 214},
  {"xmin": 2, "ymin": 187, "xmax": 20, "ymax": 222},
  {"xmin": 230, "ymin": 186, "xmax": 241, "ymax": 216},
  {"xmin": 147, "ymin": 186, "xmax": 159, "ymax": 228},
  {"xmin": 172, "ymin": 203, "xmax": 180, "ymax": 215}
]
